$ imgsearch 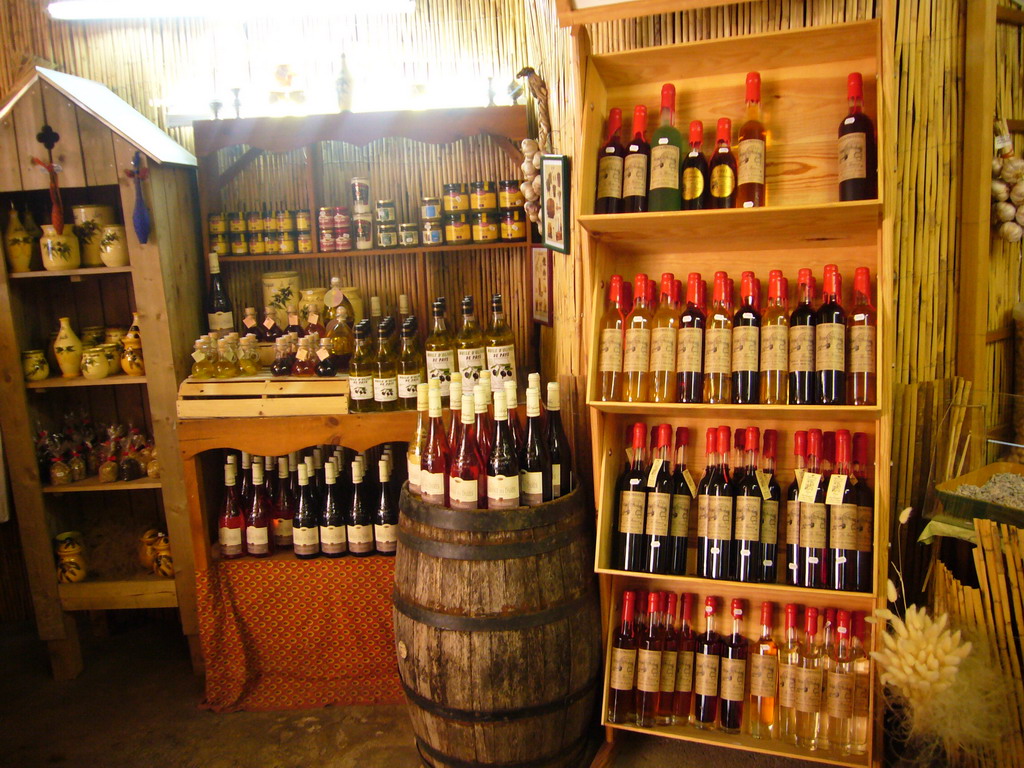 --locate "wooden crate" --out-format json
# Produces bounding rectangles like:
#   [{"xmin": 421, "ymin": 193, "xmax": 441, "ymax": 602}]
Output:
[{"xmin": 177, "ymin": 373, "xmax": 350, "ymax": 419}]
